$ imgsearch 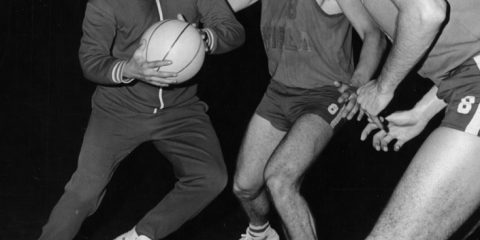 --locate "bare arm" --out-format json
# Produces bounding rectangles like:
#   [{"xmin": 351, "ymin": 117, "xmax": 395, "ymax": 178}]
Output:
[
  {"xmin": 362, "ymin": 86, "xmax": 447, "ymax": 151},
  {"xmin": 356, "ymin": 0, "xmax": 447, "ymax": 117},
  {"xmin": 335, "ymin": 0, "xmax": 386, "ymax": 121},
  {"xmin": 337, "ymin": 0, "xmax": 386, "ymax": 86},
  {"xmin": 227, "ymin": 0, "xmax": 259, "ymax": 12},
  {"xmin": 410, "ymin": 86, "xmax": 447, "ymax": 121},
  {"xmin": 377, "ymin": 0, "xmax": 447, "ymax": 93}
]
